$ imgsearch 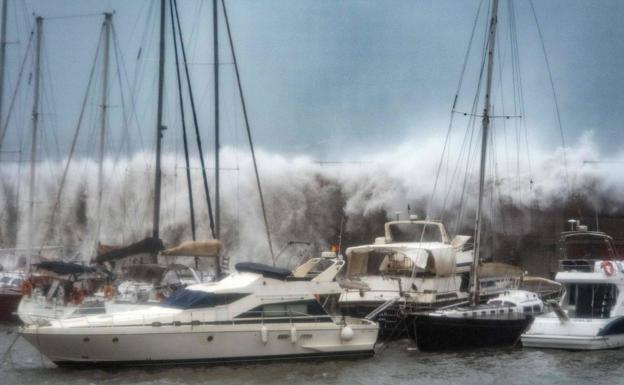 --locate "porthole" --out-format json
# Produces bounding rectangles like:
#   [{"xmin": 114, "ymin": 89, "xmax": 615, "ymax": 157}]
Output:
[
  {"xmin": 112, "ymin": 337, "xmax": 119, "ymax": 343},
  {"xmin": 207, "ymin": 335, "xmax": 214, "ymax": 342}
]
